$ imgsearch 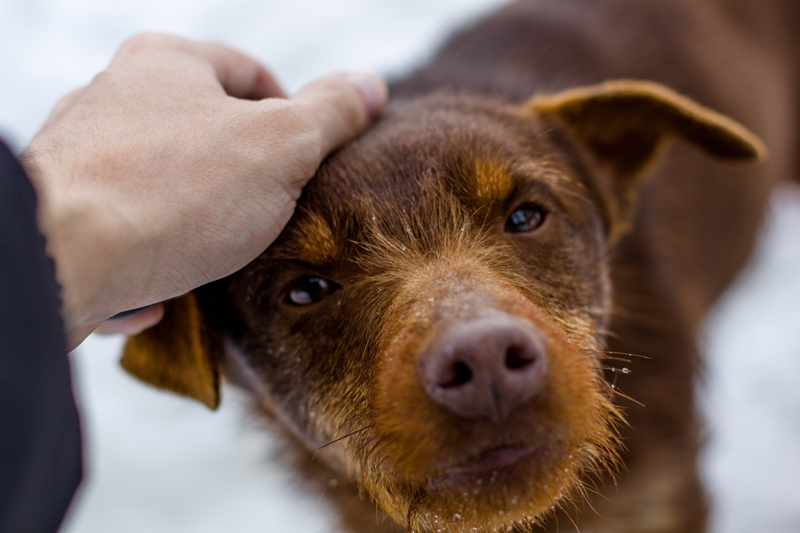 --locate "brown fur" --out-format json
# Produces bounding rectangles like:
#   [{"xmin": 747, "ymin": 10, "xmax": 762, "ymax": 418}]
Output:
[{"xmin": 122, "ymin": 1, "xmax": 799, "ymax": 532}]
